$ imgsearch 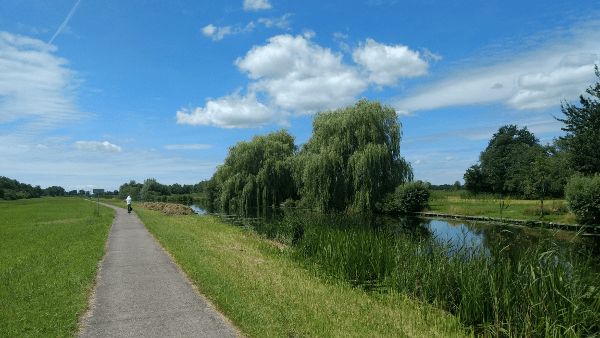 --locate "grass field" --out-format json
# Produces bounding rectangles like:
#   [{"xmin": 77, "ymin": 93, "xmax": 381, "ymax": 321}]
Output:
[
  {"xmin": 0, "ymin": 197, "xmax": 114, "ymax": 337},
  {"xmin": 427, "ymin": 190, "xmax": 578, "ymax": 224},
  {"xmin": 128, "ymin": 206, "xmax": 471, "ymax": 338}
]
